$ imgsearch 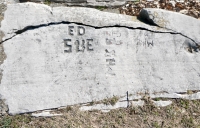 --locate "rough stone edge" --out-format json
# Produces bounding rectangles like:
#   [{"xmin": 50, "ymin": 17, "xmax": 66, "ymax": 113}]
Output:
[
  {"xmin": 0, "ymin": 3, "xmax": 8, "ymax": 116},
  {"xmin": 79, "ymin": 91, "xmax": 200, "ymax": 113},
  {"xmin": 30, "ymin": 91, "xmax": 200, "ymax": 117}
]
